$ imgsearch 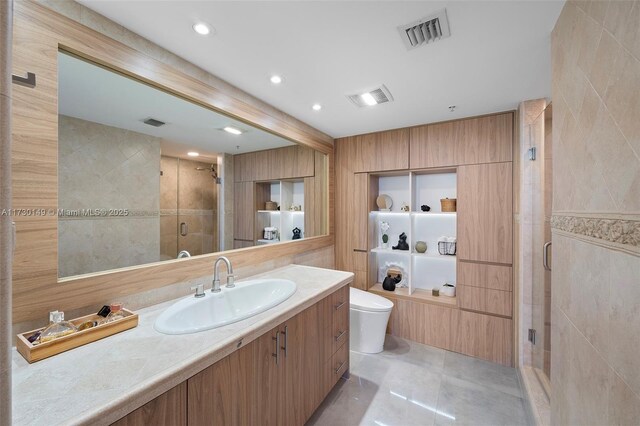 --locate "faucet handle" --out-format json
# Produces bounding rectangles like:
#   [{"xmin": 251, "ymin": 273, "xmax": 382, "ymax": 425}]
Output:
[
  {"xmin": 190, "ymin": 283, "xmax": 205, "ymax": 298},
  {"xmin": 226, "ymin": 274, "xmax": 236, "ymax": 289}
]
